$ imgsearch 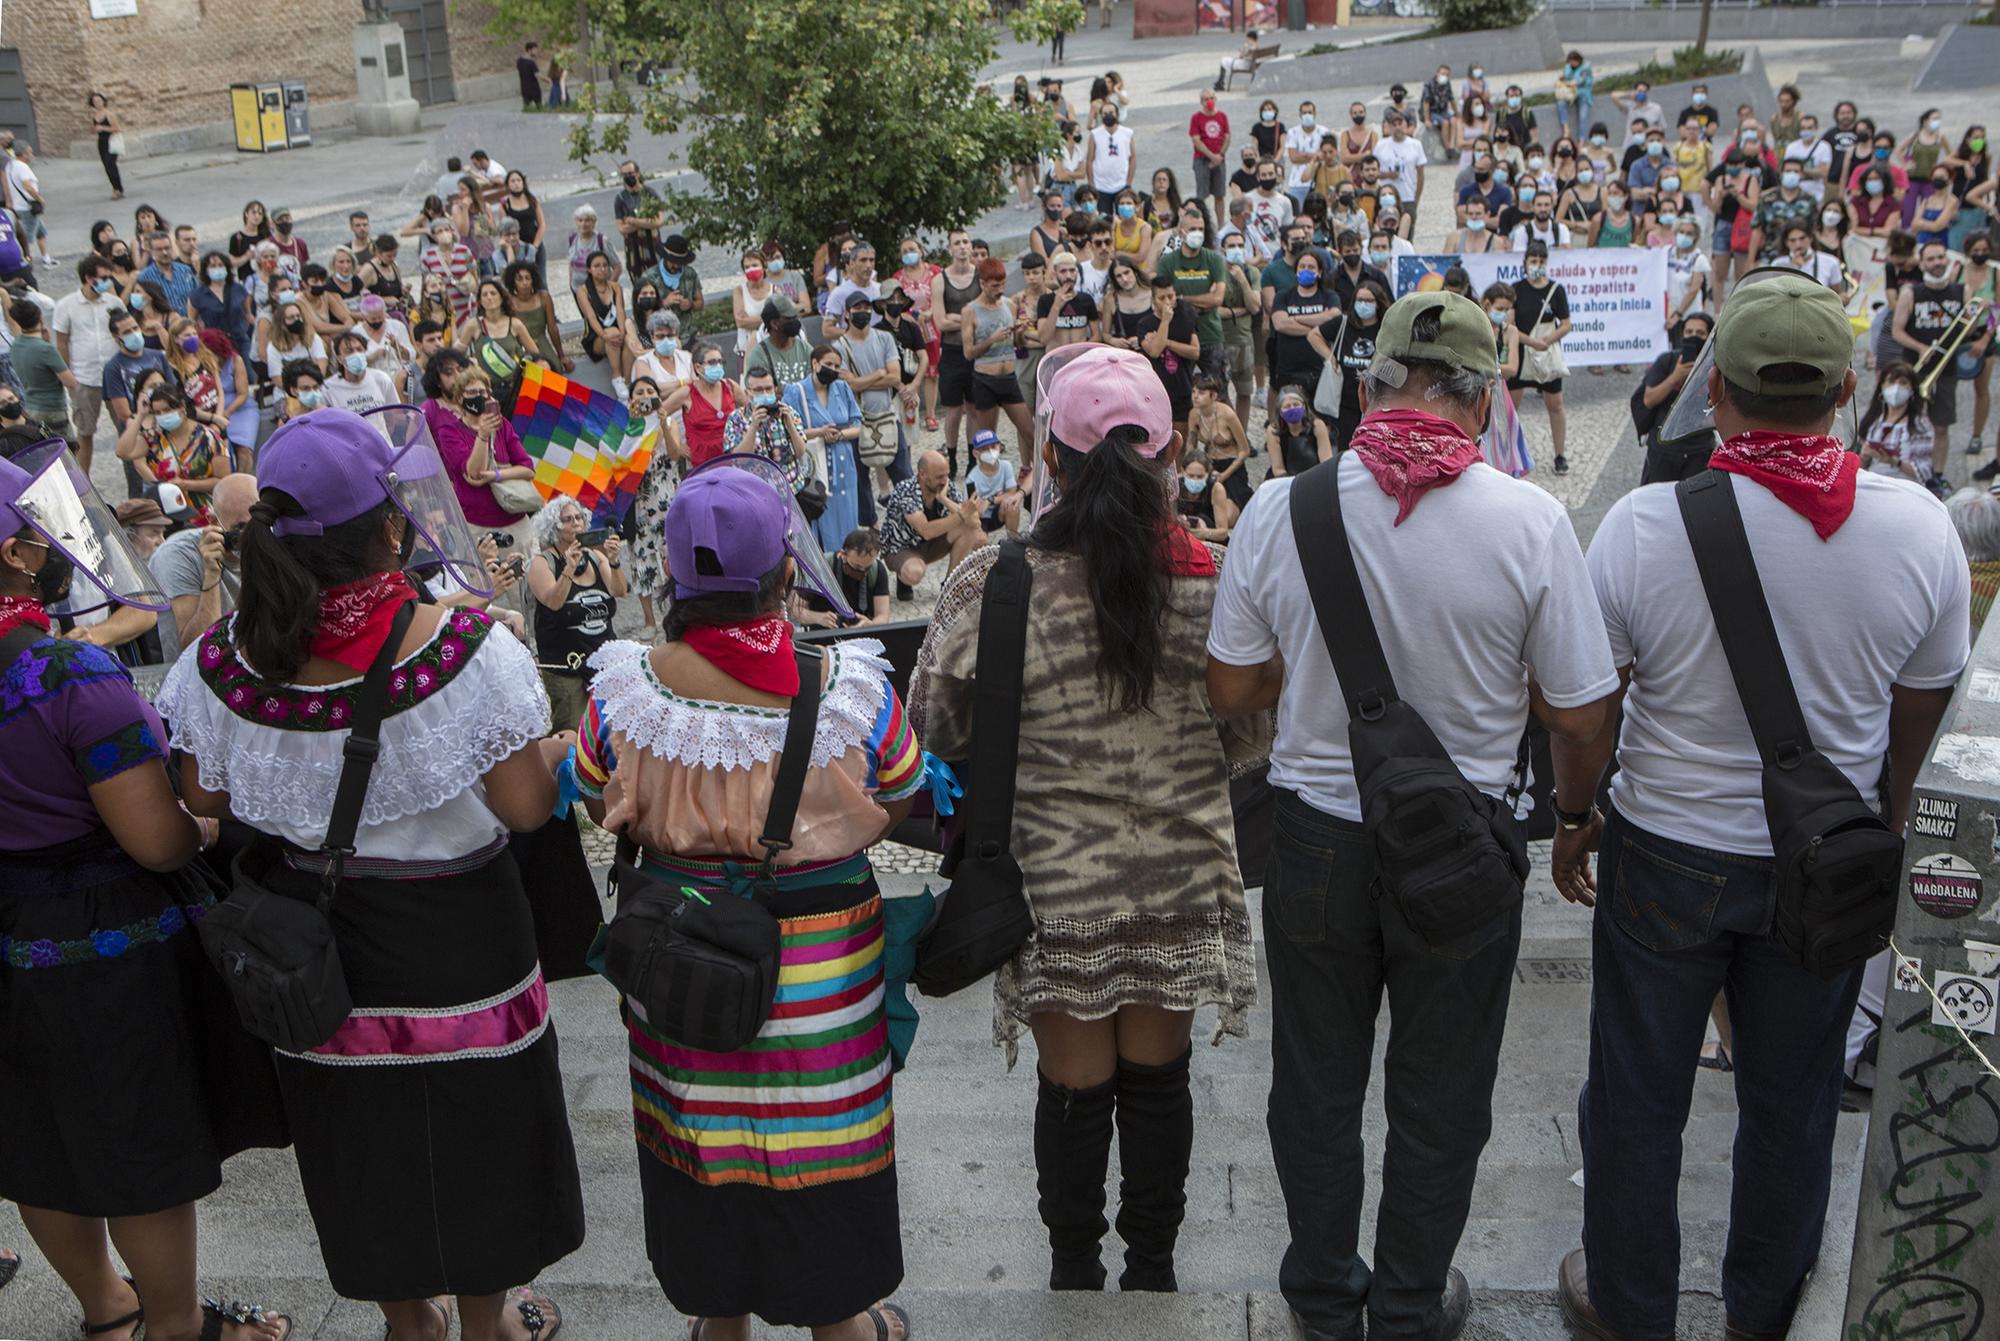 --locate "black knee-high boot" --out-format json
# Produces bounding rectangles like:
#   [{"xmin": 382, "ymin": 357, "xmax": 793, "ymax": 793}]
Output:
[
  {"xmin": 1114, "ymin": 1048, "xmax": 1194, "ymax": 1292},
  {"xmin": 1034, "ymin": 1069, "xmax": 1116, "ymax": 1290}
]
